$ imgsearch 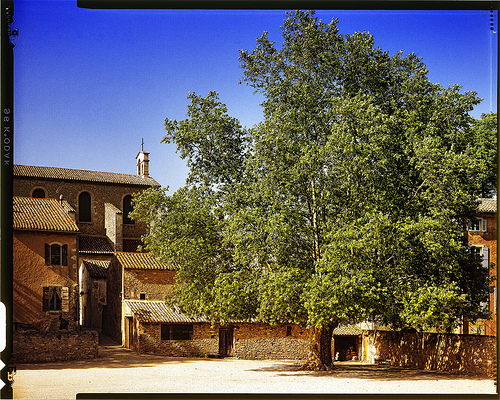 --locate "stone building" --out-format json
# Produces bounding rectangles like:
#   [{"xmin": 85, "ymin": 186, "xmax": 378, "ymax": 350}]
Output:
[
  {"xmin": 13, "ymin": 150, "xmax": 159, "ymax": 256},
  {"xmin": 13, "ymin": 149, "xmax": 160, "ymax": 331},
  {"xmin": 13, "ymin": 196, "xmax": 80, "ymax": 330},
  {"xmin": 465, "ymin": 197, "xmax": 497, "ymax": 336},
  {"xmin": 105, "ymin": 251, "xmax": 361, "ymax": 360}
]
